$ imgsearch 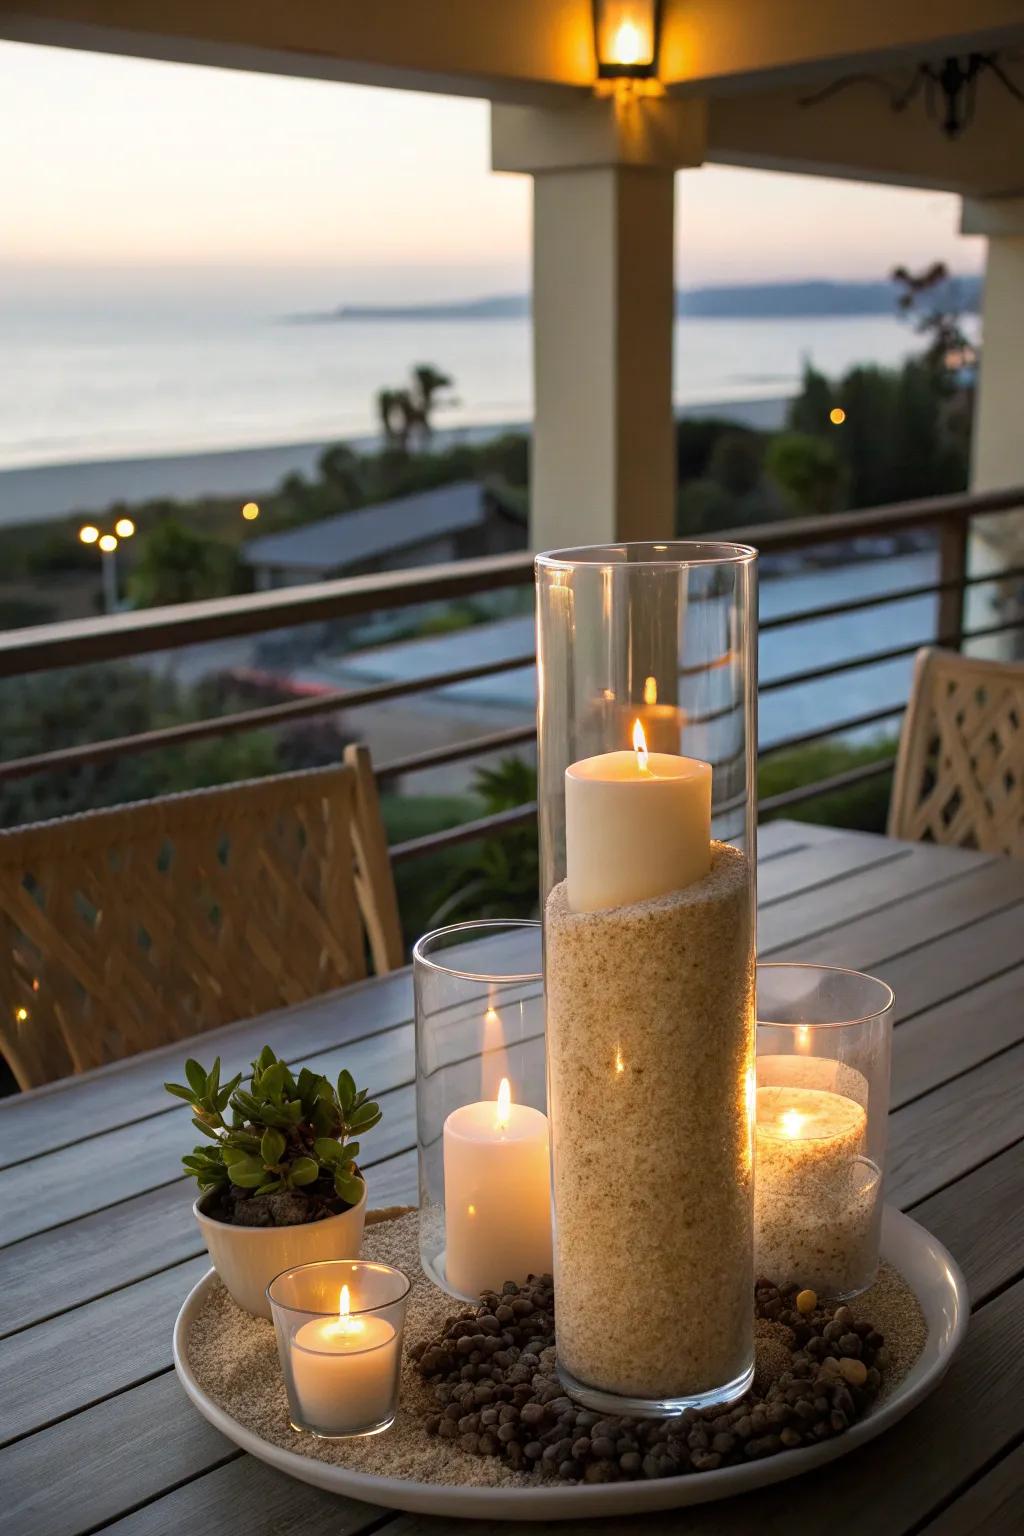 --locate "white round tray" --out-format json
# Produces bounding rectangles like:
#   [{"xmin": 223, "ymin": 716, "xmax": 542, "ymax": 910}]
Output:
[{"xmin": 173, "ymin": 1205, "xmax": 967, "ymax": 1521}]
